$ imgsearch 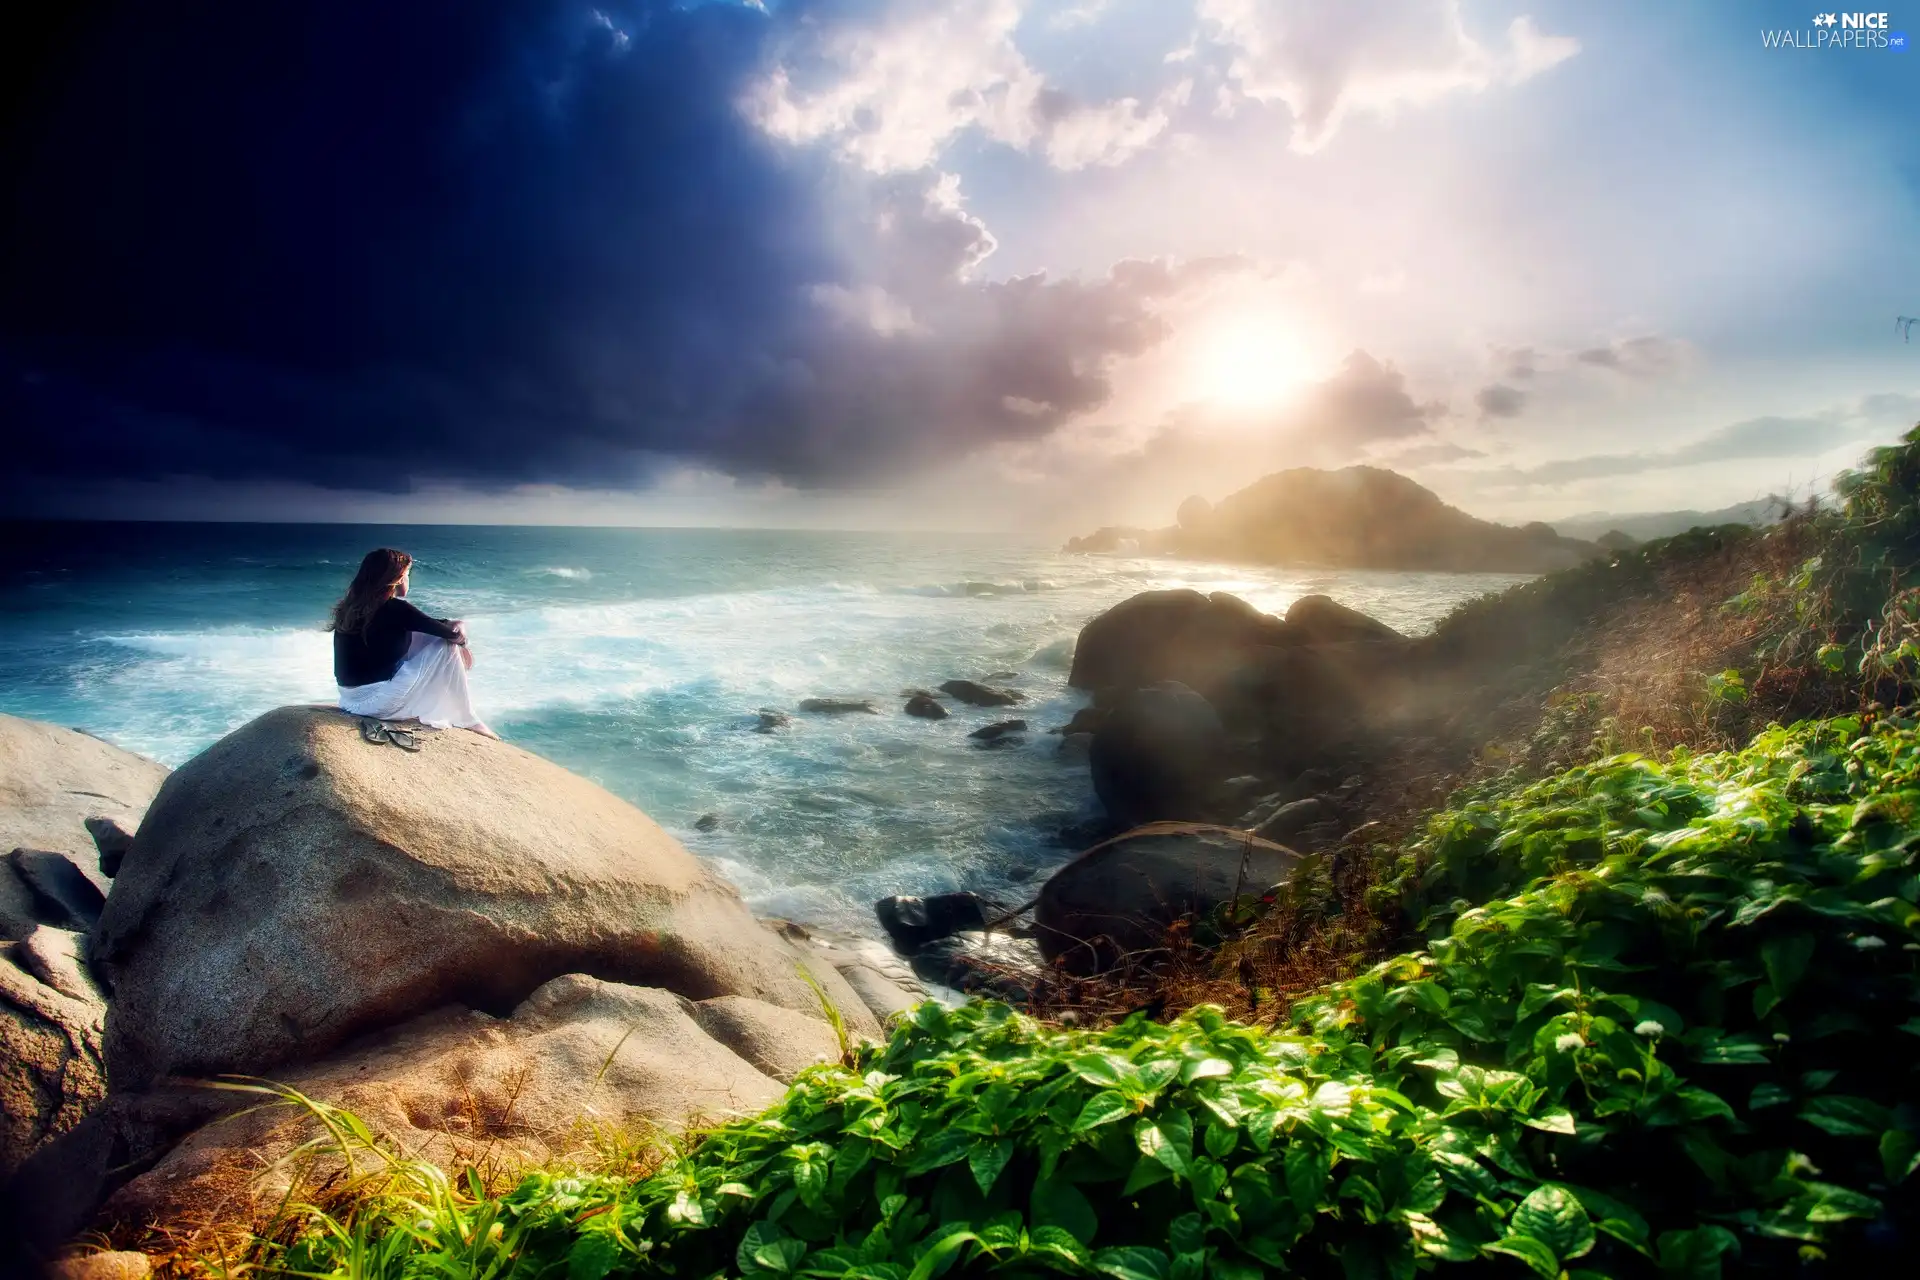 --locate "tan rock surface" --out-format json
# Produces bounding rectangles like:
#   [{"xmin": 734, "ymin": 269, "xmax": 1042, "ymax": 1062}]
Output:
[
  {"xmin": 101, "ymin": 975, "xmax": 783, "ymax": 1235},
  {"xmin": 0, "ymin": 943, "xmax": 107, "ymax": 1178},
  {"xmin": 0, "ymin": 715, "xmax": 168, "ymax": 939},
  {"xmin": 94, "ymin": 706, "xmax": 876, "ymax": 1088}
]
